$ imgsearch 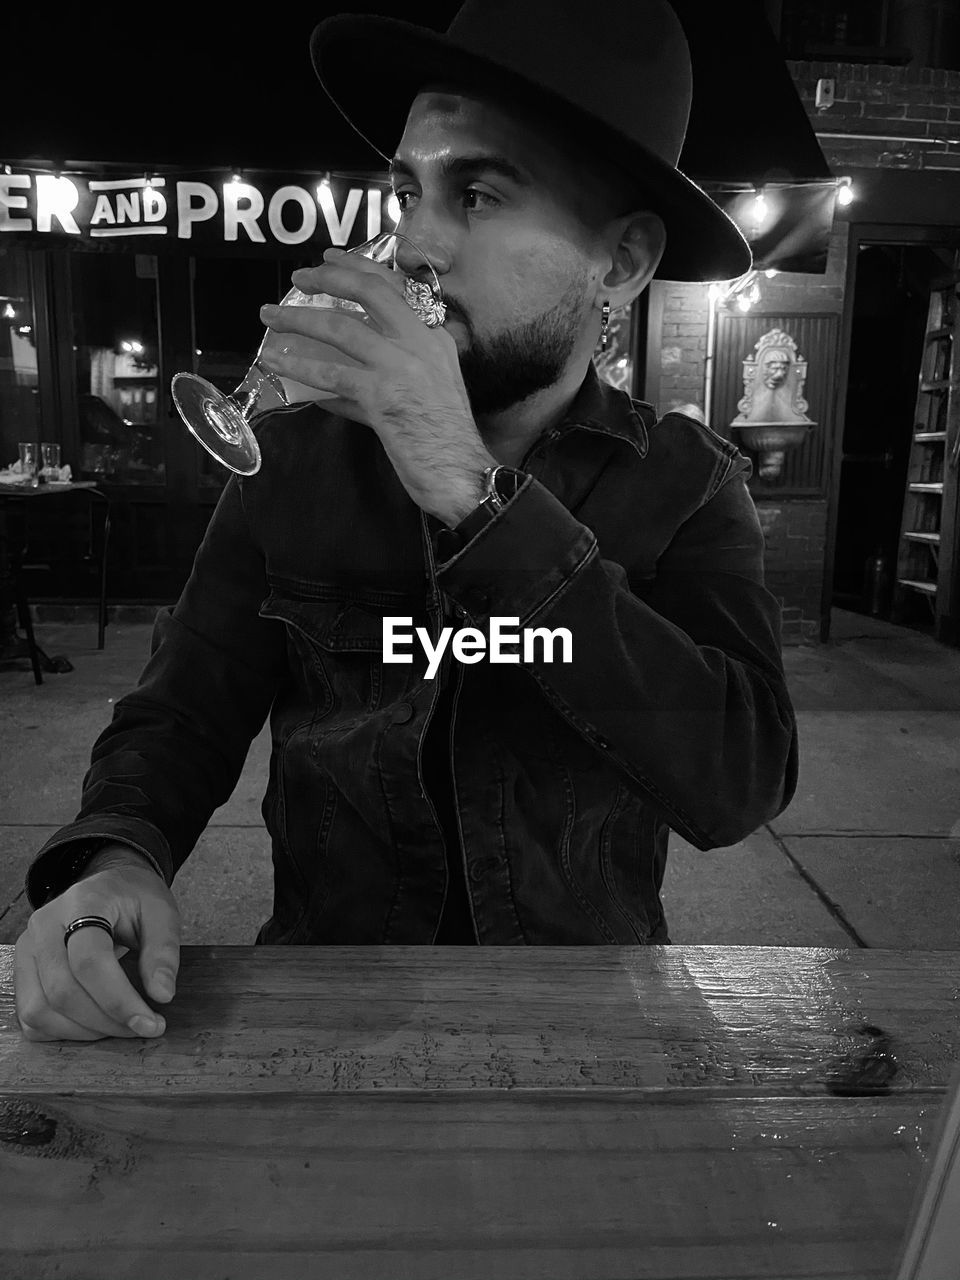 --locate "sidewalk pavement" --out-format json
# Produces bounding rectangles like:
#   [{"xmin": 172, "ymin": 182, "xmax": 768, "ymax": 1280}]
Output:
[{"xmin": 2, "ymin": 608, "xmax": 958, "ymax": 949}]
